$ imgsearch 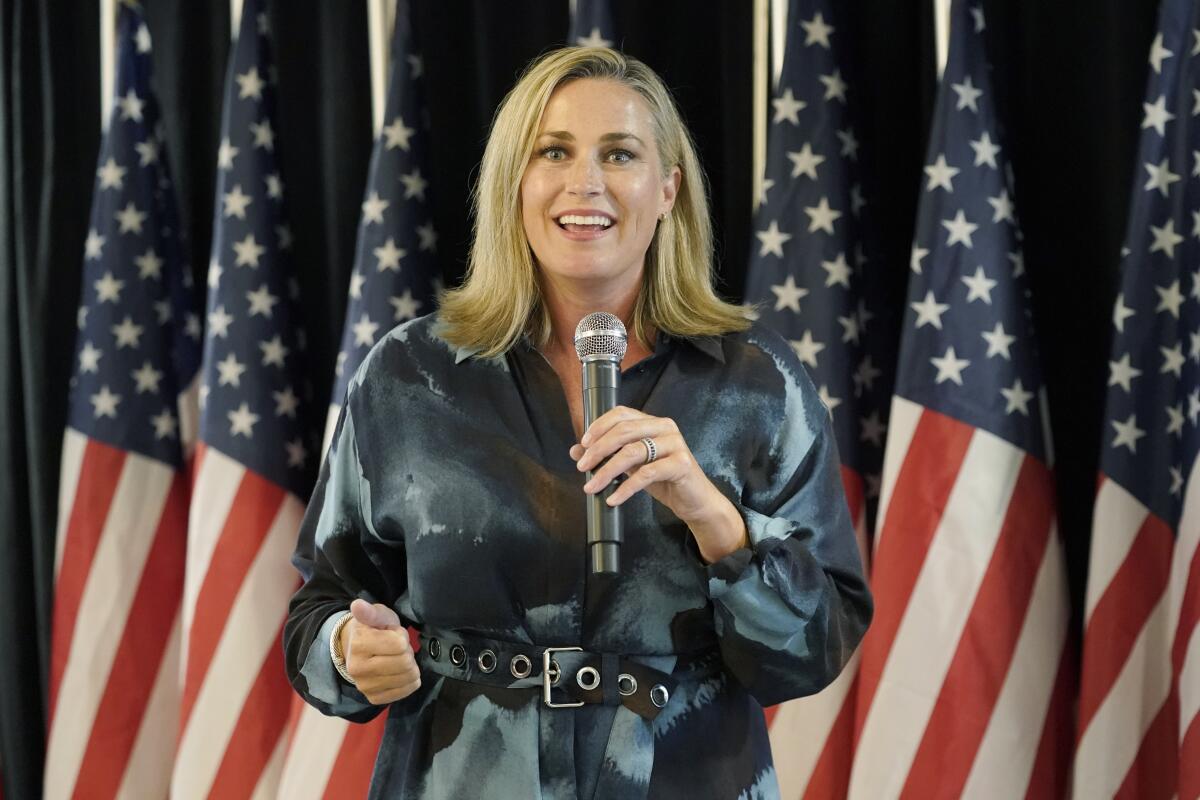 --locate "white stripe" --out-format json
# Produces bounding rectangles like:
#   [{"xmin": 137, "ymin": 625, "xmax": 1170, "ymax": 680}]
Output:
[
  {"xmin": 848, "ymin": 429, "xmax": 1023, "ymax": 800},
  {"xmin": 1168, "ymin": 449, "xmax": 1200, "ymax": 657},
  {"xmin": 183, "ymin": 448, "xmax": 245, "ymax": 662},
  {"xmin": 769, "ymin": 651, "xmax": 858, "ymax": 797},
  {"xmin": 1084, "ymin": 478, "xmax": 1148, "ymax": 622},
  {"xmin": 172, "ymin": 493, "xmax": 304, "ymax": 799},
  {"xmin": 251, "ymin": 728, "xmax": 289, "ymax": 800},
  {"xmin": 55, "ymin": 429, "xmax": 88, "ymax": 579},
  {"xmin": 44, "ymin": 455, "xmax": 174, "ymax": 800},
  {"xmin": 1072, "ymin": 593, "xmax": 1173, "ymax": 799},
  {"xmin": 276, "ymin": 707, "xmax": 349, "ymax": 800},
  {"xmin": 875, "ymin": 396, "xmax": 922, "ymax": 544},
  {"xmin": 961, "ymin": 525, "xmax": 1068, "ymax": 797},
  {"xmin": 116, "ymin": 613, "xmax": 181, "ymax": 799},
  {"xmin": 1180, "ymin": 621, "xmax": 1200, "ymax": 748}
]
